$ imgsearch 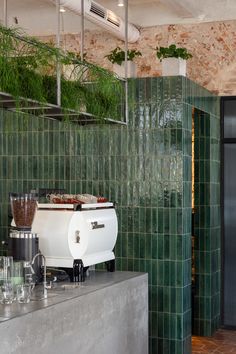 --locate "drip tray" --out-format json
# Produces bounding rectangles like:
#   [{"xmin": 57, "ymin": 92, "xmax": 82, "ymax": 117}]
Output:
[
  {"xmin": 60, "ymin": 284, "xmax": 80, "ymax": 290},
  {"xmin": 30, "ymin": 292, "xmax": 59, "ymax": 301}
]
